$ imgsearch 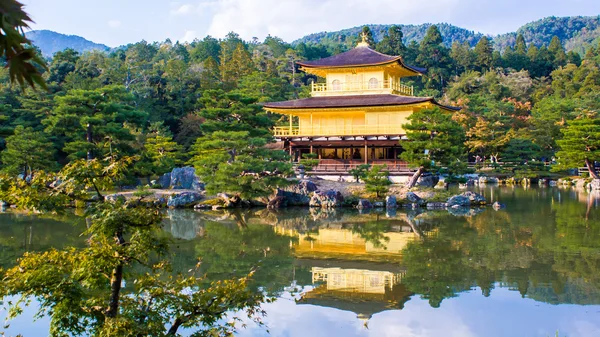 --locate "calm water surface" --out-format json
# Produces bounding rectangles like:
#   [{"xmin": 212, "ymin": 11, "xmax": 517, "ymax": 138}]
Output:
[{"xmin": 1, "ymin": 186, "xmax": 600, "ymax": 337}]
